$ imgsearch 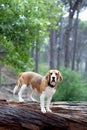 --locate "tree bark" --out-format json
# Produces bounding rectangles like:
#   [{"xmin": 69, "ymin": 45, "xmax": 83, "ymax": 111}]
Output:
[
  {"xmin": 85, "ymin": 60, "xmax": 87, "ymax": 72},
  {"xmin": 56, "ymin": 18, "xmax": 62, "ymax": 69},
  {"xmin": 35, "ymin": 42, "xmax": 39, "ymax": 72},
  {"xmin": 72, "ymin": 7, "xmax": 79, "ymax": 70},
  {"xmin": 76, "ymin": 57, "xmax": 80, "ymax": 71},
  {"xmin": 49, "ymin": 29, "xmax": 55, "ymax": 69},
  {"xmin": 30, "ymin": 42, "xmax": 35, "ymax": 58},
  {"xmin": 64, "ymin": 13, "xmax": 73, "ymax": 68},
  {"xmin": 0, "ymin": 100, "xmax": 87, "ymax": 130}
]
